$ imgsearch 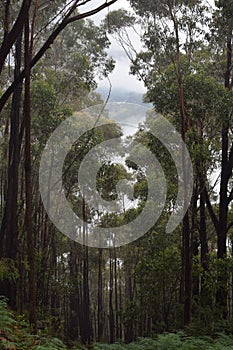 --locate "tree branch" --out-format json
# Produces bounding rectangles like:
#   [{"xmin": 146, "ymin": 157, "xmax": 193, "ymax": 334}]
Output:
[
  {"xmin": 204, "ymin": 186, "xmax": 219, "ymax": 231},
  {"xmin": 67, "ymin": 0, "xmax": 117, "ymax": 23},
  {"xmin": 0, "ymin": 0, "xmax": 118, "ymax": 113}
]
